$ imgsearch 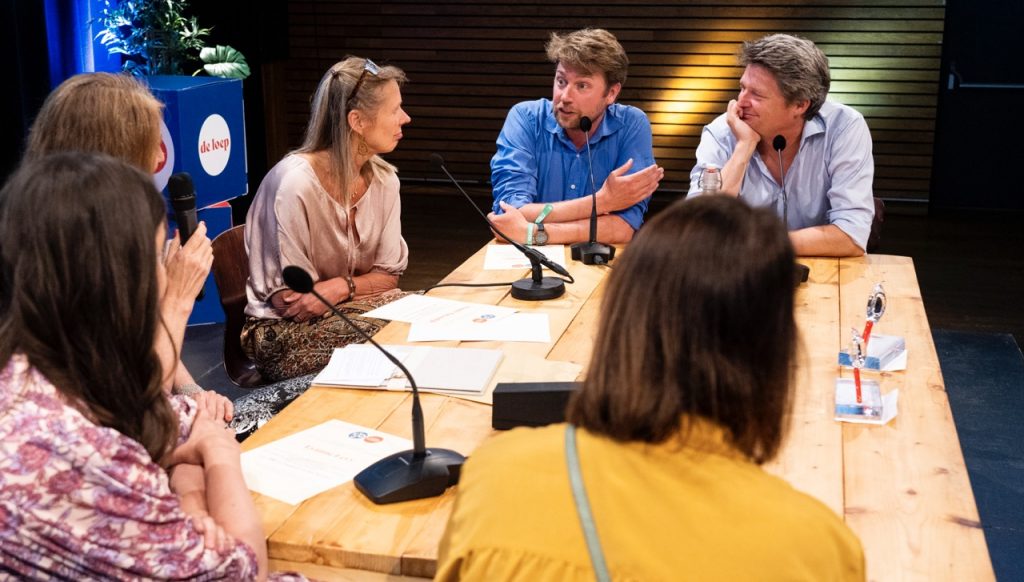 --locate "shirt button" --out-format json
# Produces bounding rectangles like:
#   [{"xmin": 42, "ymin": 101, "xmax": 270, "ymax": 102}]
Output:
[{"xmin": 570, "ymin": 184, "xmax": 576, "ymax": 190}]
